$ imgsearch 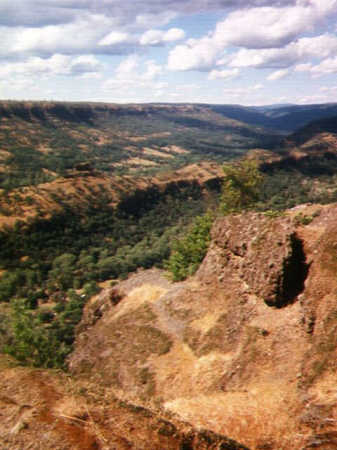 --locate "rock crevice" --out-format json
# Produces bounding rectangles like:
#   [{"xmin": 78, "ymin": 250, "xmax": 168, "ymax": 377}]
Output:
[{"xmin": 272, "ymin": 233, "xmax": 309, "ymax": 308}]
